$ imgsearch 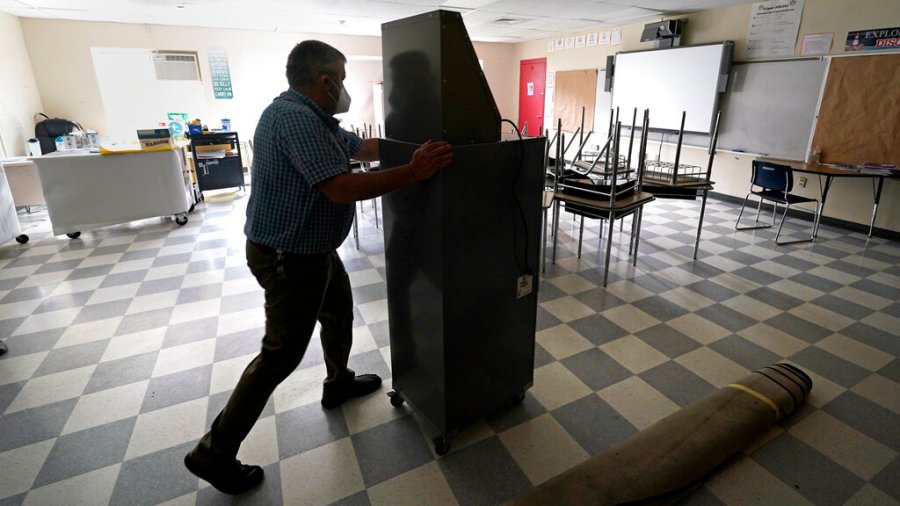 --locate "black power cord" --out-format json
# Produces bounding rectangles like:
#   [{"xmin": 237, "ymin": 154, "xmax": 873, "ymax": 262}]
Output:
[{"xmin": 501, "ymin": 119, "xmax": 533, "ymax": 278}]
